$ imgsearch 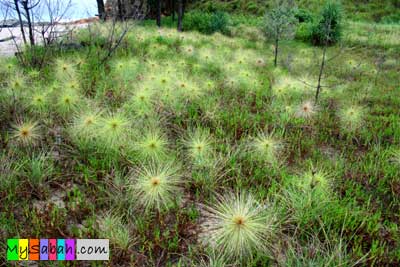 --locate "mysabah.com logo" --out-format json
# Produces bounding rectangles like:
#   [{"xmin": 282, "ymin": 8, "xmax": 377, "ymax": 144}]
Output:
[{"xmin": 6, "ymin": 239, "xmax": 109, "ymax": 261}]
